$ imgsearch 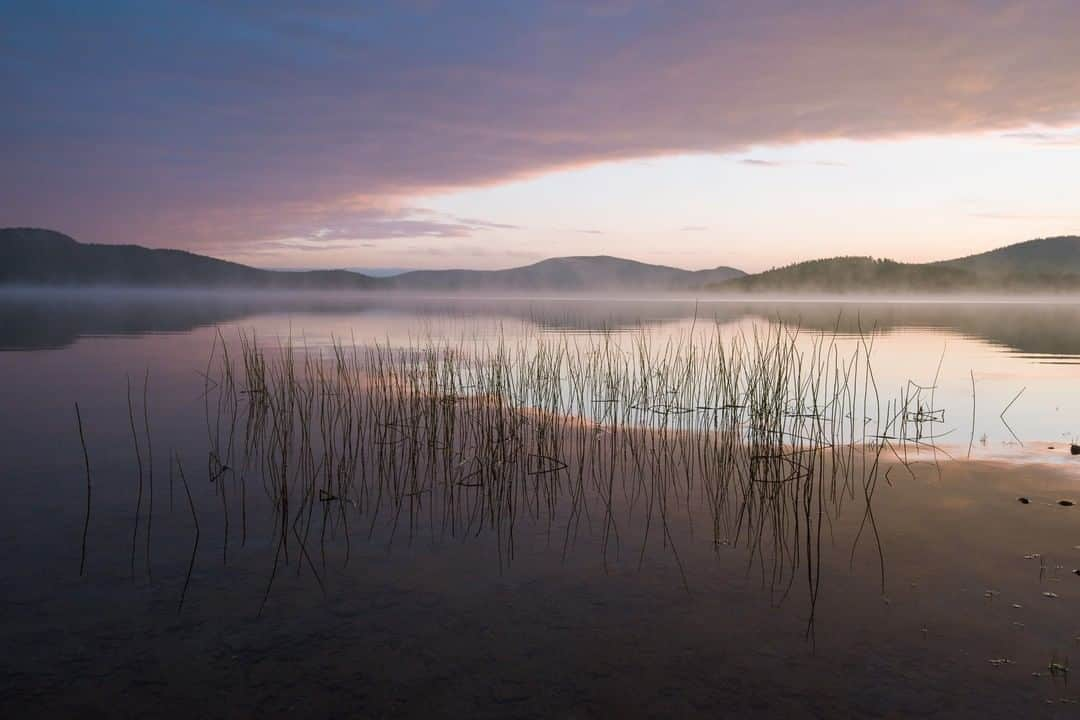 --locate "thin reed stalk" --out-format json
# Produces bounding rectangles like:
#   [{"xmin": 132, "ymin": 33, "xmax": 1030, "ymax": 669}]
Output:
[{"xmin": 75, "ymin": 402, "xmax": 91, "ymax": 576}]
